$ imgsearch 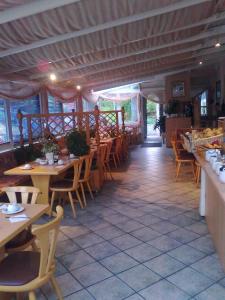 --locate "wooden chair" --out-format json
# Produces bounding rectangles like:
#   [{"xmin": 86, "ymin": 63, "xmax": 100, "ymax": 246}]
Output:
[
  {"xmin": 110, "ymin": 136, "xmax": 122, "ymax": 168},
  {"xmin": 195, "ymin": 161, "xmax": 201, "ymax": 185},
  {"xmin": 79, "ymin": 151, "xmax": 95, "ymax": 206},
  {"xmin": 1, "ymin": 186, "xmax": 40, "ymax": 254},
  {"xmin": 0, "ymin": 206, "xmax": 64, "ymax": 300},
  {"xmin": 50, "ymin": 159, "xmax": 83, "ymax": 218},
  {"xmin": 171, "ymin": 140, "xmax": 196, "ymax": 181},
  {"xmin": 103, "ymin": 141, "xmax": 113, "ymax": 180}
]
